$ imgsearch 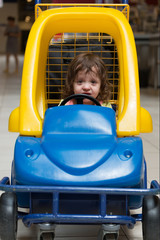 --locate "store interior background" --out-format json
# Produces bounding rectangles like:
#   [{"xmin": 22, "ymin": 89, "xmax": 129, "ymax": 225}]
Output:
[
  {"xmin": 0, "ymin": 1, "xmax": 159, "ymax": 239},
  {"xmin": 0, "ymin": 0, "xmax": 159, "ymax": 89}
]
